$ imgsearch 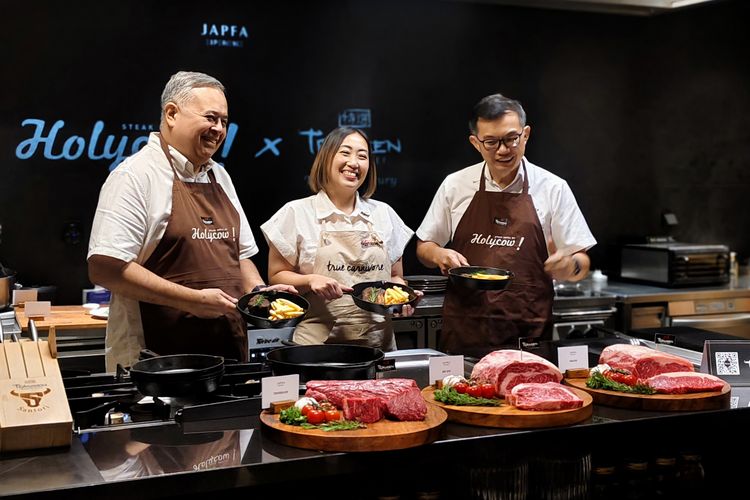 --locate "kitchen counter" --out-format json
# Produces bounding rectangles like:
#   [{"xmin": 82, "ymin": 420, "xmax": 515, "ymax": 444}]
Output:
[
  {"xmin": 1, "ymin": 391, "xmax": 748, "ymax": 498},
  {"xmin": 600, "ymin": 275, "xmax": 750, "ymax": 304}
]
